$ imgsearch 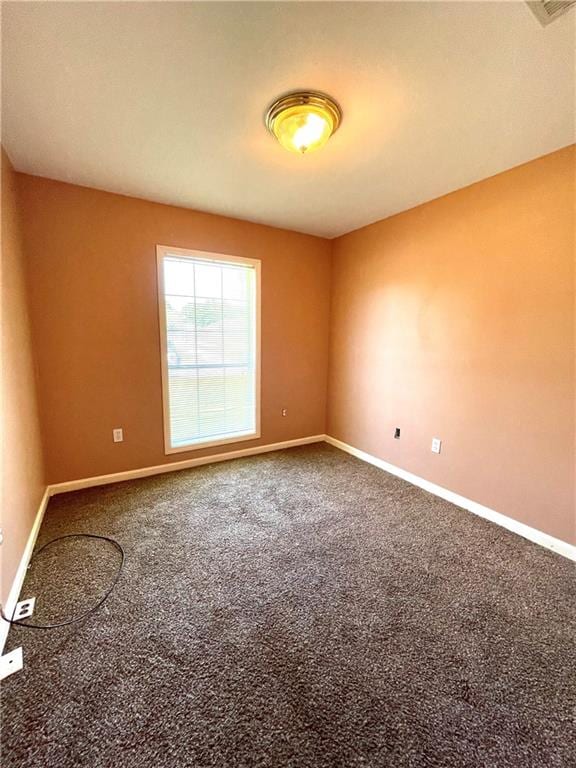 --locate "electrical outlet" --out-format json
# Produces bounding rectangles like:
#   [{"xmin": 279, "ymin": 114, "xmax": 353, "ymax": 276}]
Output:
[
  {"xmin": 13, "ymin": 597, "xmax": 35, "ymax": 621},
  {"xmin": 394, "ymin": 427, "xmax": 401, "ymax": 439},
  {"xmin": 113, "ymin": 428, "xmax": 123, "ymax": 443},
  {"xmin": 0, "ymin": 647, "xmax": 23, "ymax": 680},
  {"xmin": 281, "ymin": 409, "xmax": 287, "ymax": 417},
  {"xmin": 431, "ymin": 438, "xmax": 442, "ymax": 454}
]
